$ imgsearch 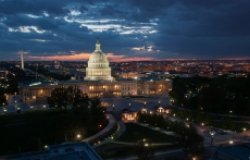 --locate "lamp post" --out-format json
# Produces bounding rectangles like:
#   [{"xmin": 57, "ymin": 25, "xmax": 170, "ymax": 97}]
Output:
[
  {"xmin": 44, "ymin": 145, "xmax": 49, "ymax": 150},
  {"xmin": 76, "ymin": 133, "xmax": 82, "ymax": 141},
  {"xmin": 209, "ymin": 130, "xmax": 216, "ymax": 146}
]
